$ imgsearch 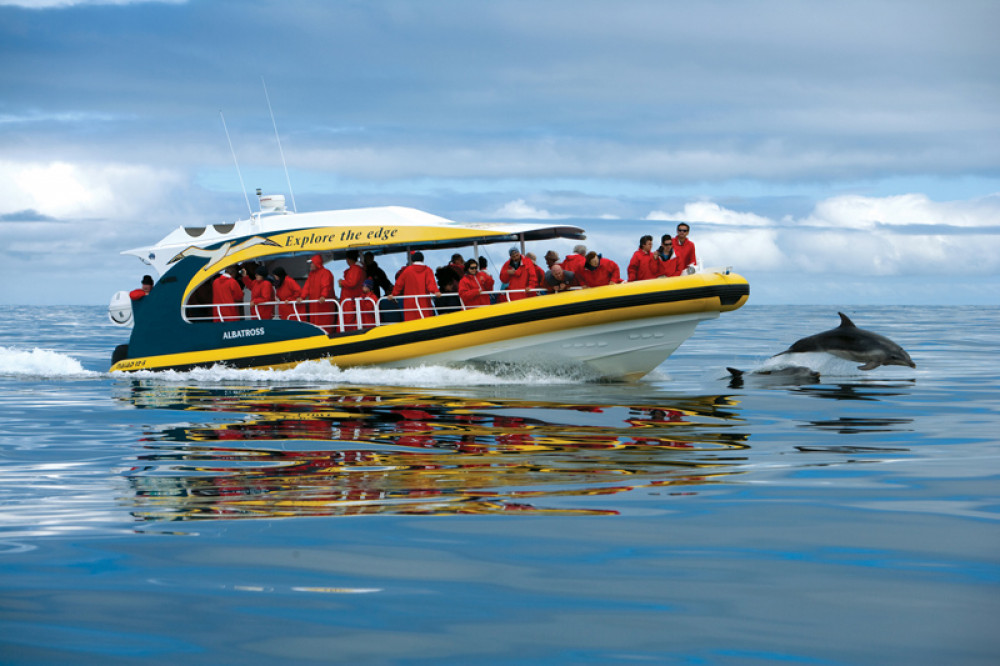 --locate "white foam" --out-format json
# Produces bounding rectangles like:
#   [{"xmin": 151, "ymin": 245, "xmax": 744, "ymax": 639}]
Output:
[
  {"xmin": 123, "ymin": 359, "xmax": 593, "ymax": 387},
  {"xmin": 757, "ymin": 352, "xmax": 914, "ymax": 378},
  {"xmin": 0, "ymin": 346, "xmax": 99, "ymax": 378}
]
